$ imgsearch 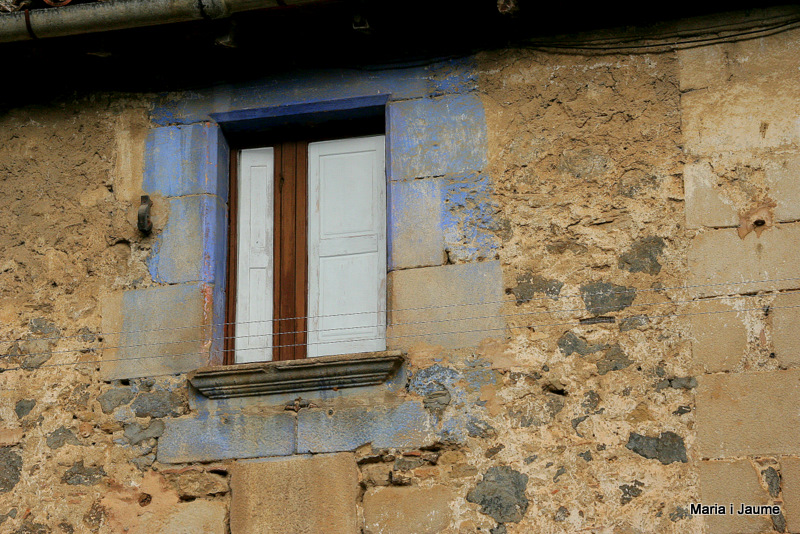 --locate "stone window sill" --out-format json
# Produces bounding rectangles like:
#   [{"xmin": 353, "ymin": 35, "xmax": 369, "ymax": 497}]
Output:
[{"xmin": 188, "ymin": 350, "xmax": 405, "ymax": 399}]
